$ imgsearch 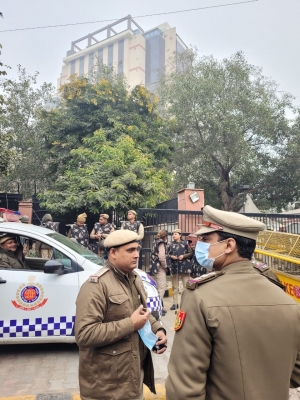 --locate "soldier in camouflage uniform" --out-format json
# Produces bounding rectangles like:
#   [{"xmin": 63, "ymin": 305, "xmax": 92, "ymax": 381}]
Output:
[
  {"xmin": 36, "ymin": 214, "xmax": 59, "ymax": 258},
  {"xmin": 41, "ymin": 214, "xmax": 59, "ymax": 232},
  {"xmin": 90, "ymin": 214, "xmax": 114, "ymax": 257},
  {"xmin": 120, "ymin": 210, "xmax": 144, "ymax": 244},
  {"xmin": 150, "ymin": 229, "xmax": 169, "ymax": 316},
  {"xmin": 167, "ymin": 229, "xmax": 193, "ymax": 311},
  {"xmin": 67, "ymin": 213, "xmax": 89, "ymax": 249}
]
